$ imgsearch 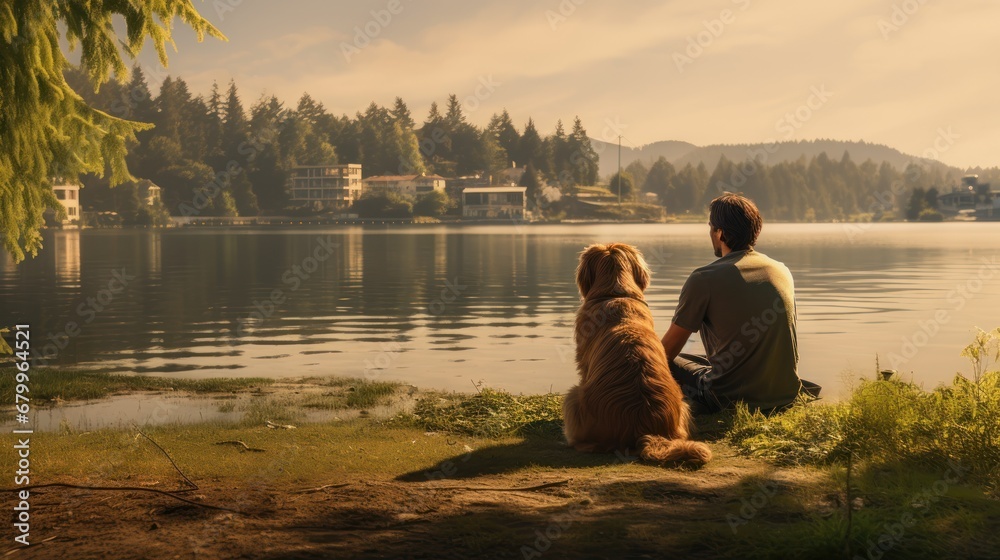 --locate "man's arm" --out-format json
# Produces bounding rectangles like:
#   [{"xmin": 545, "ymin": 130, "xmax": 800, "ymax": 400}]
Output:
[{"xmin": 662, "ymin": 322, "xmax": 694, "ymax": 363}]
